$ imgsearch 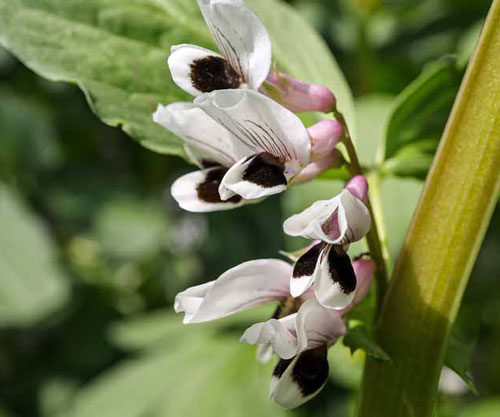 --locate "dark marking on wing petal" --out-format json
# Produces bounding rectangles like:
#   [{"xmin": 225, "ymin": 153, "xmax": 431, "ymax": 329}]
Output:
[
  {"xmin": 292, "ymin": 346, "xmax": 329, "ymax": 396},
  {"xmin": 273, "ymin": 358, "xmax": 293, "ymax": 378},
  {"xmin": 327, "ymin": 246, "xmax": 357, "ymax": 294},
  {"xmin": 190, "ymin": 56, "xmax": 241, "ymax": 93},
  {"xmin": 242, "ymin": 152, "xmax": 287, "ymax": 188},
  {"xmin": 196, "ymin": 167, "xmax": 242, "ymax": 204},
  {"xmin": 293, "ymin": 242, "xmax": 326, "ymax": 278}
]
